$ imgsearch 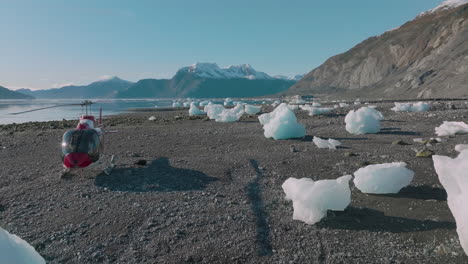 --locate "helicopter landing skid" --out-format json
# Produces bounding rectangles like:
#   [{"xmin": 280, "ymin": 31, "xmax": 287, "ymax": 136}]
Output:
[{"xmin": 103, "ymin": 155, "xmax": 117, "ymax": 175}]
